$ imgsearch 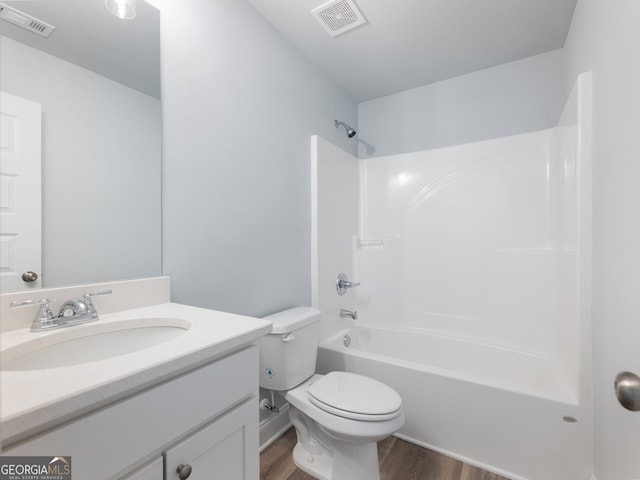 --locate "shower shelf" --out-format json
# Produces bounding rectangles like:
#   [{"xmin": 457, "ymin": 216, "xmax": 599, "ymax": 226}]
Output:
[{"xmin": 357, "ymin": 239, "xmax": 384, "ymax": 249}]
